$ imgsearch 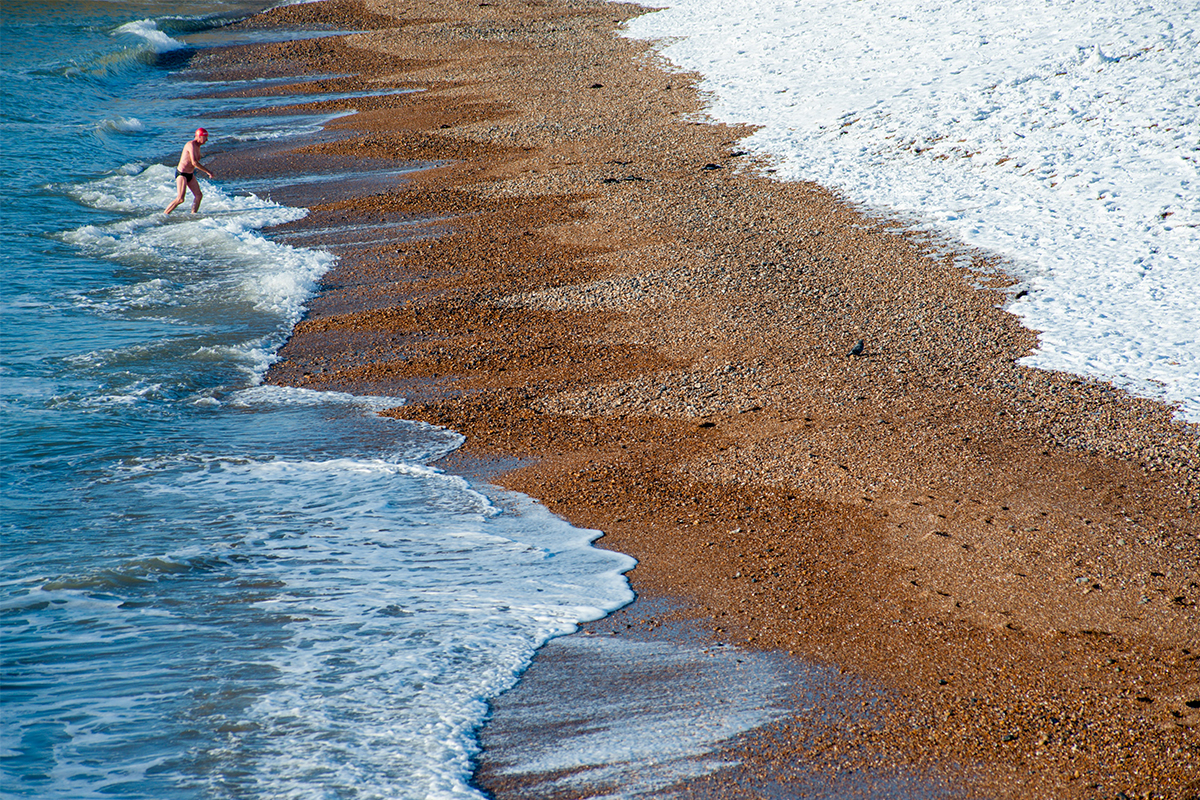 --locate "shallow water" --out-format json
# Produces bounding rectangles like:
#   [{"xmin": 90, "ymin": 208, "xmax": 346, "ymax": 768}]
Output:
[{"xmin": 0, "ymin": 4, "xmax": 633, "ymax": 798}]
